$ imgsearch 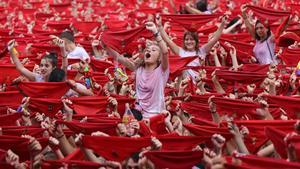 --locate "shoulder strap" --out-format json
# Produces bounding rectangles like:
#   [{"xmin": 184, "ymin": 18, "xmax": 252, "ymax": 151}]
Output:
[{"xmin": 266, "ymin": 40, "xmax": 274, "ymax": 61}]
